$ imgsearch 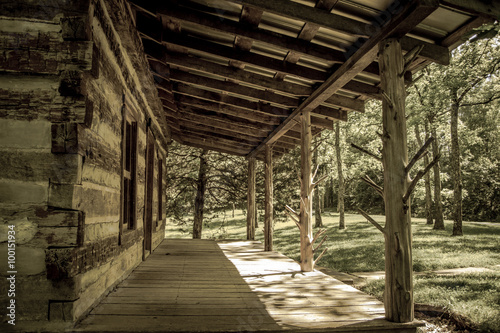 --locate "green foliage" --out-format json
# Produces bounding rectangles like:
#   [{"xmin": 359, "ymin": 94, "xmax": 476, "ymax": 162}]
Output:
[{"xmin": 361, "ymin": 272, "xmax": 500, "ymax": 333}]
